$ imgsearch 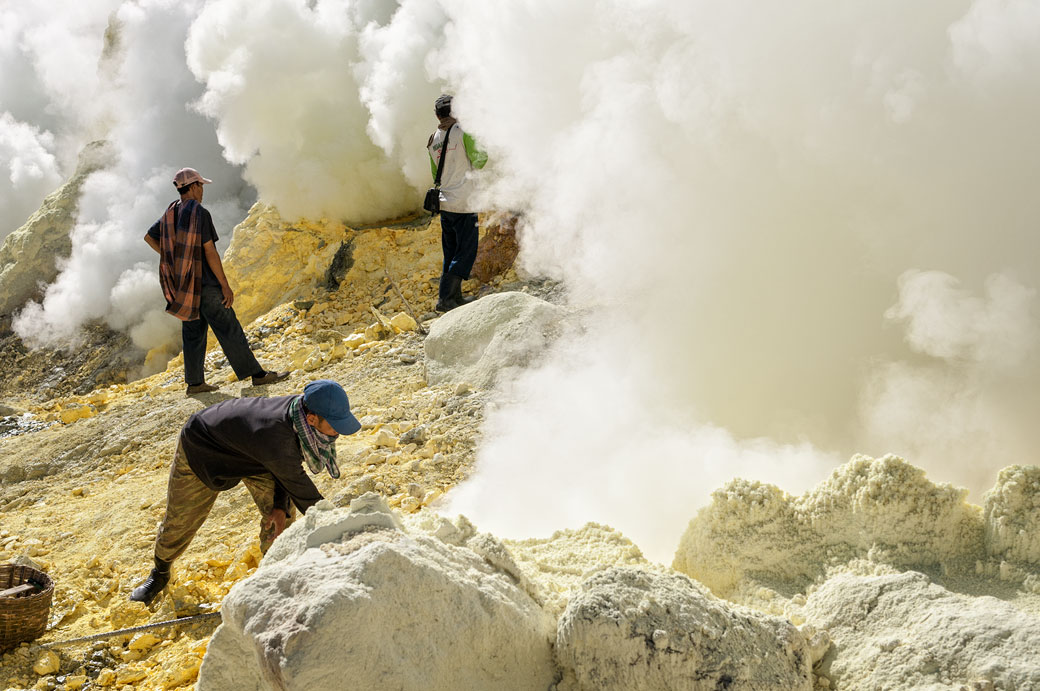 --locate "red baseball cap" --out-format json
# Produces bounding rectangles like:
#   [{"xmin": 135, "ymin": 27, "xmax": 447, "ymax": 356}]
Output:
[{"xmin": 172, "ymin": 167, "xmax": 212, "ymax": 188}]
